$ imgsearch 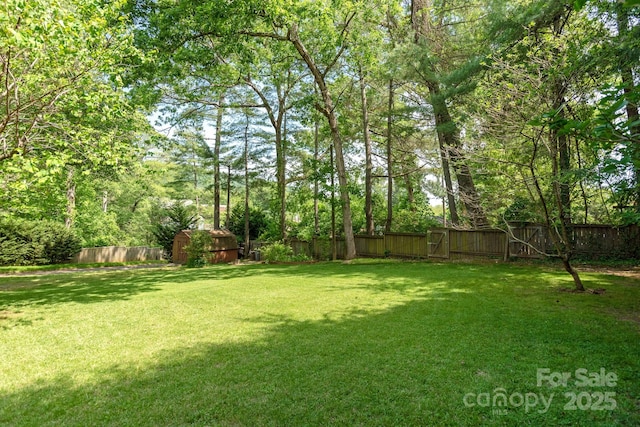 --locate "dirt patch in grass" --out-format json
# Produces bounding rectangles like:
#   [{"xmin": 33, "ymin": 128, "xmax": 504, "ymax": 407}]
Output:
[
  {"xmin": 576, "ymin": 266, "xmax": 640, "ymax": 280},
  {"xmin": 0, "ymin": 310, "xmax": 19, "ymax": 319},
  {"xmin": 0, "ymin": 263, "xmax": 178, "ymax": 277},
  {"xmin": 0, "ymin": 310, "xmax": 23, "ymax": 322},
  {"xmin": 558, "ymin": 287, "xmax": 607, "ymax": 294}
]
